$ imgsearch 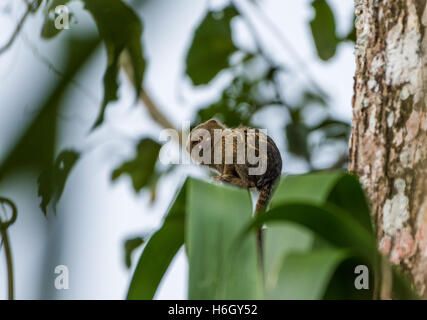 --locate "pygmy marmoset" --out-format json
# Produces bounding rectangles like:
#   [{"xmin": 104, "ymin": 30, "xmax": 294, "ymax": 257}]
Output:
[{"xmin": 186, "ymin": 119, "xmax": 282, "ymax": 212}]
